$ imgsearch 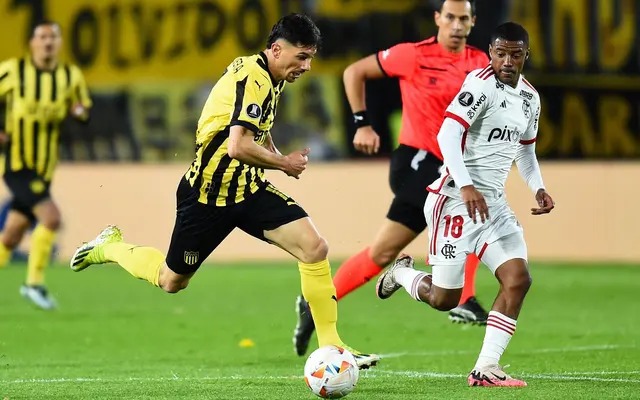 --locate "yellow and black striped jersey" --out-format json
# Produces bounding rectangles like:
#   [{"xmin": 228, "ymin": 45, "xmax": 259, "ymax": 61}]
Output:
[
  {"xmin": 185, "ymin": 52, "xmax": 285, "ymax": 206},
  {"xmin": 0, "ymin": 57, "xmax": 92, "ymax": 181}
]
